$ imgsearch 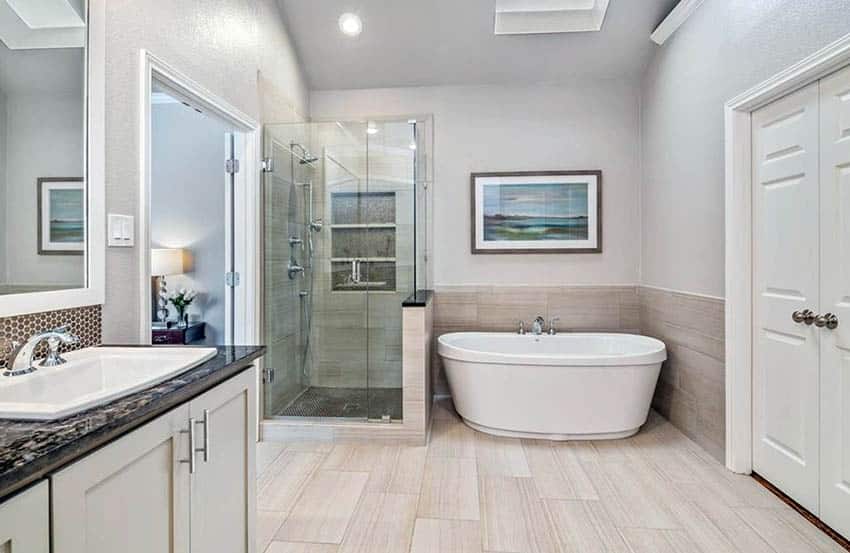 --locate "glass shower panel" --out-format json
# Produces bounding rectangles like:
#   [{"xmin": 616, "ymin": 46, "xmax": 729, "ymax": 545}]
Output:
[
  {"xmin": 313, "ymin": 121, "xmax": 371, "ymax": 417},
  {"xmin": 413, "ymin": 117, "xmax": 433, "ymax": 292},
  {"xmin": 263, "ymin": 122, "xmax": 368, "ymax": 420},
  {"xmin": 363, "ymin": 120, "xmax": 416, "ymax": 421}
]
